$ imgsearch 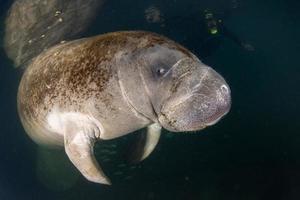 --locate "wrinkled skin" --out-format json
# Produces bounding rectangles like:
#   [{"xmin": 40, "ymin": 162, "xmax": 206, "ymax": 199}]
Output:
[
  {"xmin": 118, "ymin": 42, "xmax": 231, "ymax": 132},
  {"xmin": 18, "ymin": 31, "xmax": 231, "ymax": 185},
  {"xmin": 156, "ymin": 59, "xmax": 231, "ymax": 132}
]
